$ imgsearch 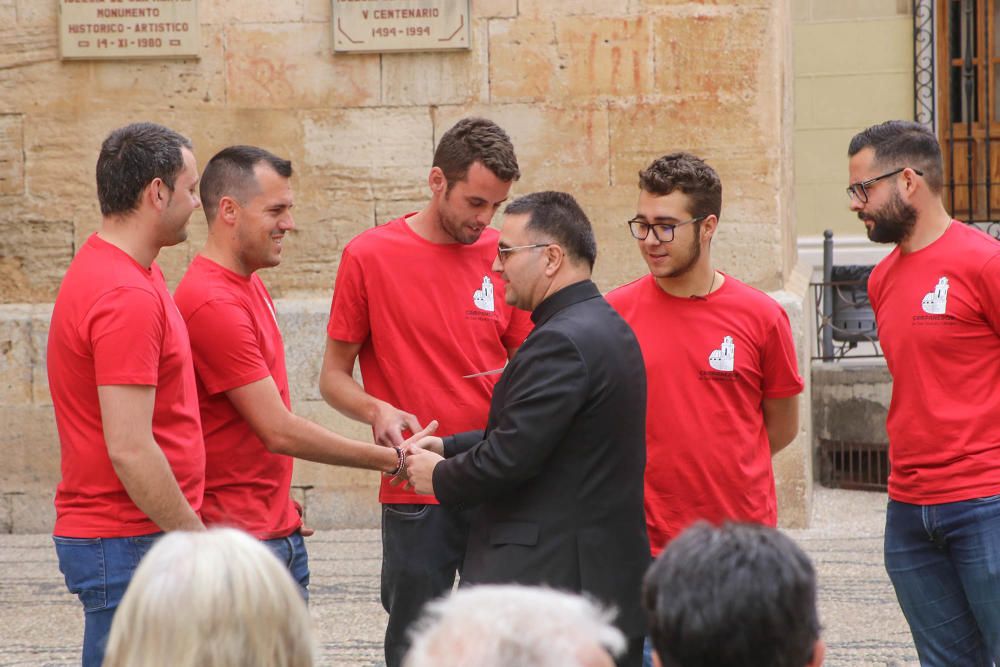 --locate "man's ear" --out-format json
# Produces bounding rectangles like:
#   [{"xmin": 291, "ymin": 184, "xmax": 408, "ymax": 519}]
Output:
[
  {"xmin": 902, "ymin": 167, "xmax": 922, "ymax": 197},
  {"xmin": 428, "ymin": 167, "xmax": 447, "ymax": 196},
  {"xmin": 218, "ymin": 196, "xmax": 239, "ymax": 225},
  {"xmin": 543, "ymin": 243, "xmax": 564, "ymax": 277},
  {"xmin": 807, "ymin": 638, "xmax": 825, "ymax": 667},
  {"xmin": 145, "ymin": 178, "xmax": 167, "ymax": 212},
  {"xmin": 700, "ymin": 214, "xmax": 719, "ymax": 243}
]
